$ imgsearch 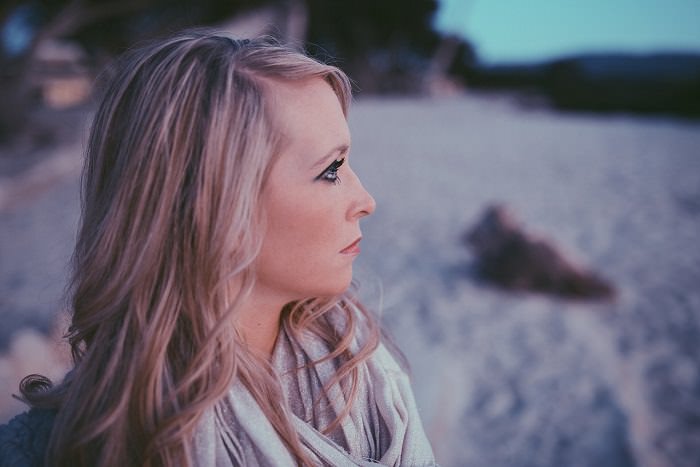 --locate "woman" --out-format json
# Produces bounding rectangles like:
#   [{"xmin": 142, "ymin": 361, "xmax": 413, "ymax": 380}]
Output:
[{"xmin": 0, "ymin": 30, "xmax": 435, "ymax": 466}]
